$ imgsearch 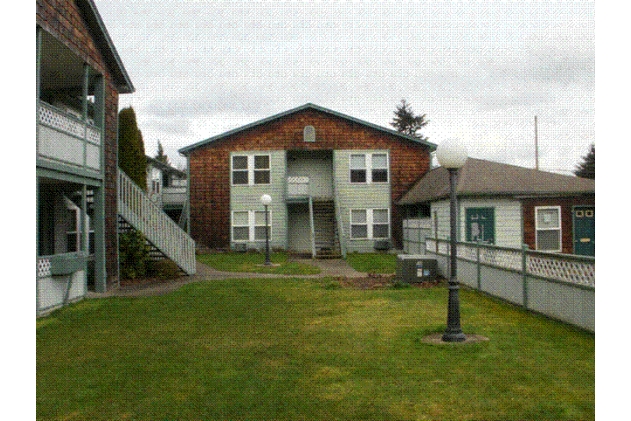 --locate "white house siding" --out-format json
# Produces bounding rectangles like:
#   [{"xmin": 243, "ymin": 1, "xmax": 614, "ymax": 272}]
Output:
[
  {"xmin": 230, "ymin": 150, "xmax": 288, "ymax": 250},
  {"xmin": 430, "ymin": 197, "xmax": 523, "ymax": 248},
  {"xmin": 333, "ymin": 150, "xmax": 391, "ymax": 253}
]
